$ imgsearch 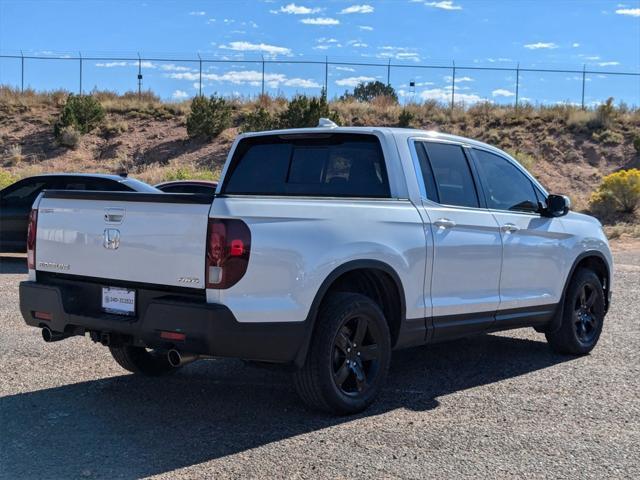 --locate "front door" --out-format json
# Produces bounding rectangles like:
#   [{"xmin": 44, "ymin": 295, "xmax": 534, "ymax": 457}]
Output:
[
  {"xmin": 413, "ymin": 140, "xmax": 503, "ymax": 341},
  {"xmin": 470, "ymin": 148, "xmax": 567, "ymax": 327}
]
